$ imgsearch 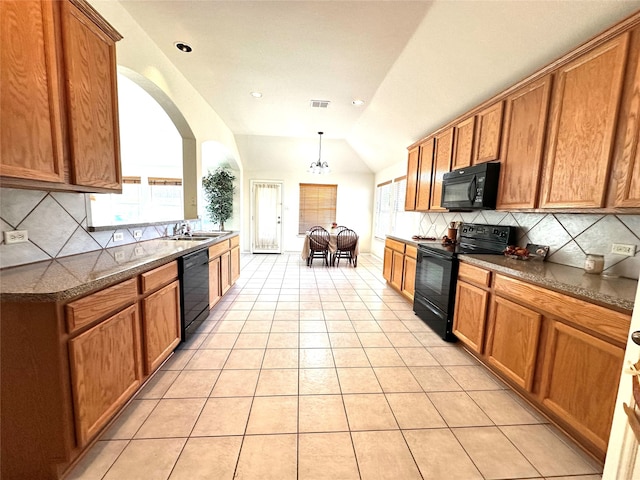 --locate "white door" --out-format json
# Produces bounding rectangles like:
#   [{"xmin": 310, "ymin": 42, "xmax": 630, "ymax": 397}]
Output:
[
  {"xmin": 603, "ymin": 280, "xmax": 640, "ymax": 479},
  {"xmin": 250, "ymin": 180, "xmax": 283, "ymax": 253}
]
